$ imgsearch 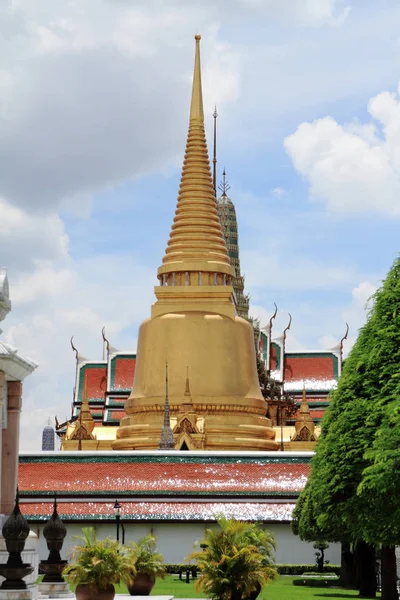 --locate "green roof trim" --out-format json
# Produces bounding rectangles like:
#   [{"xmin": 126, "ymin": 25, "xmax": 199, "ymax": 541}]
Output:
[
  {"xmin": 106, "ymin": 397, "xmax": 125, "ymax": 407},
  {"xmin": 19, "ymin": 489, "xmax": 300, "ymax": 499},
  {"xmin": 25, "ymin": 513, "xmax": 292, "ymax": 523},
  {"xmin": 271, "ymin": 342, "xmax": 282, "ymax": 371}
]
